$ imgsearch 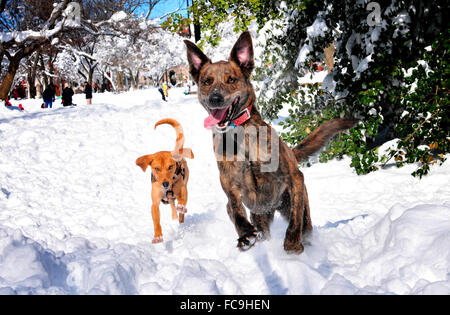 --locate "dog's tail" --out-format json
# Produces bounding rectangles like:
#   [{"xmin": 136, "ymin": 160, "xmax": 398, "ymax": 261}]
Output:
[
  {"xmin": 292, "ymin": 118, "xmax": 356, "ymax": 162},
  {"xmin": 155, "ymin": 118, "xmax": 194, "ymax": 159}
]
